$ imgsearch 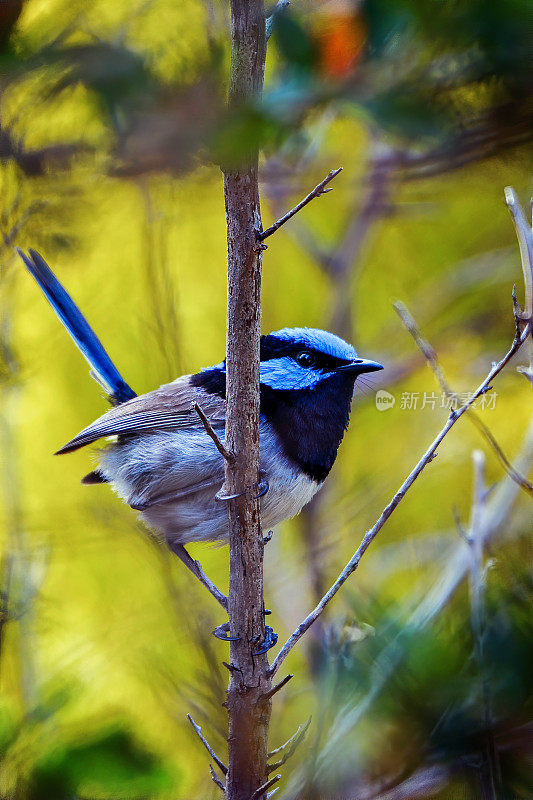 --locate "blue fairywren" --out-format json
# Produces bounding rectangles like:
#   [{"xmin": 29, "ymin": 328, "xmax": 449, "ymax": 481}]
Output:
[{"xmin": 17, "ymin": 248, "xmax": 383, "ymax": 550}]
